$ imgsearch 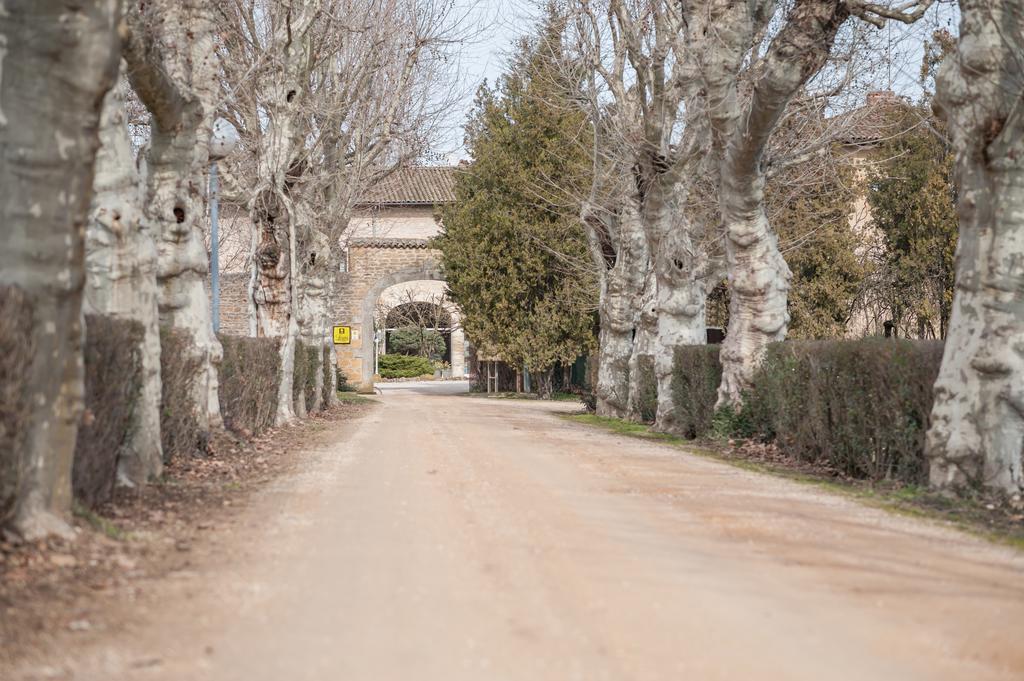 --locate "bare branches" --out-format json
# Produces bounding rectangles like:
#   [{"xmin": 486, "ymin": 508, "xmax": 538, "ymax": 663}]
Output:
[{"xmin": 846, "ymin": 0, "xmax": 936, "ymax": 28}]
